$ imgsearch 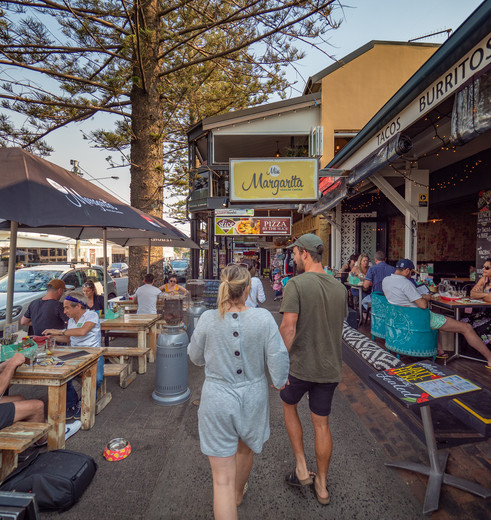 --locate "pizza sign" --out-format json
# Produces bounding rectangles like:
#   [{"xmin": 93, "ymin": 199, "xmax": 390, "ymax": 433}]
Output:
[{"xmin": 215, "ymin": 217, "xmax": 291, "ymax": 236}]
